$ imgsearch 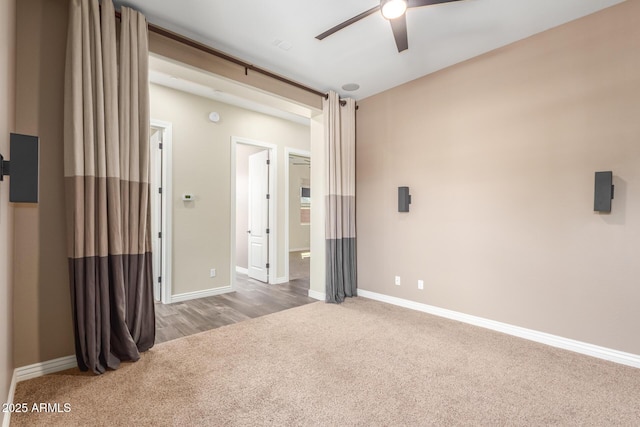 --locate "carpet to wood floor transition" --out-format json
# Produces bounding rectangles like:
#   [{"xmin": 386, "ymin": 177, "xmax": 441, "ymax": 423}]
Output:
[{"xmin": 11, "ymin": 297, "xmax": 640, "ymax": 426}]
